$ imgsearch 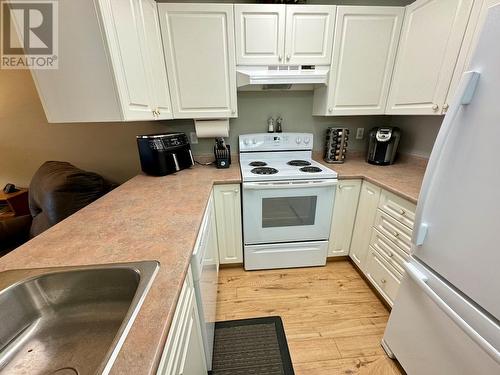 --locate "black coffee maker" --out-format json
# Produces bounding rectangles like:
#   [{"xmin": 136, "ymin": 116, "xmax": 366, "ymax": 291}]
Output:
[{"xmin": 367, "ymin": 127, "xmax": 401, "ymax": 165}]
